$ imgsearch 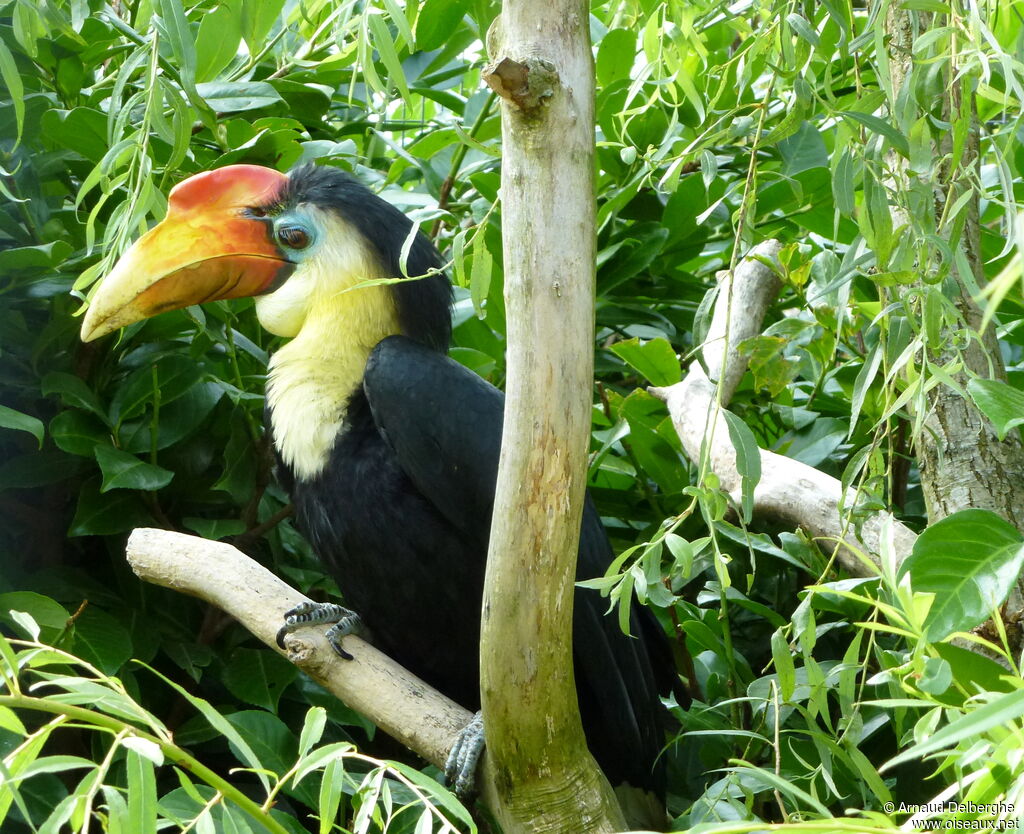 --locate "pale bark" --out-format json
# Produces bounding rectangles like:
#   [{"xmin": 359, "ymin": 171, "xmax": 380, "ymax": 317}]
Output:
[
  {"xmin": 479, "ymin": 0, "xmax": 626, "ymax": 831},
  {"xmin": 652, "ymin": 368, "xmax": 917, "ymax": 576},
  {"xmin": 125, "ymin": 528, "xmax": 473, "ymax": 770},
  {"xmin": 650, "ymin": 242, "xmax": 919, "ymax": 574}
]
